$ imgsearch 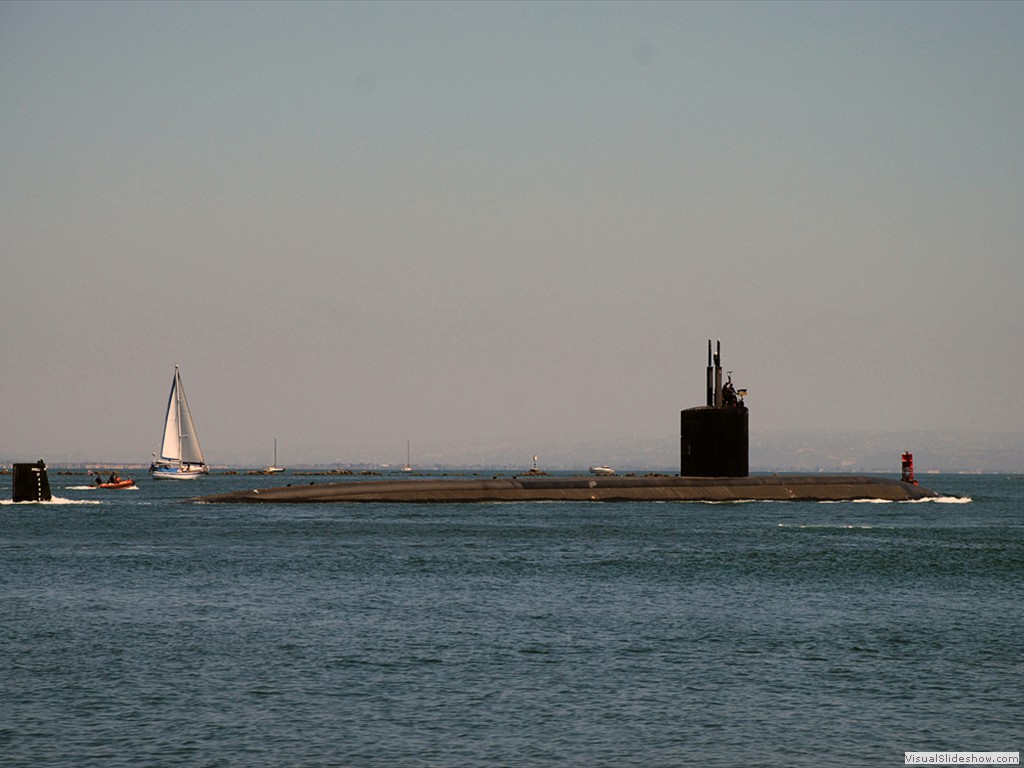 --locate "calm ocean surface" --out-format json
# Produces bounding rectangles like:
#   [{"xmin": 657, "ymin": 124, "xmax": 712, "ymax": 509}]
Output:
[{"xmin": 1, "ymin": 471, "xmax": 1020, "ymax": 767}]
